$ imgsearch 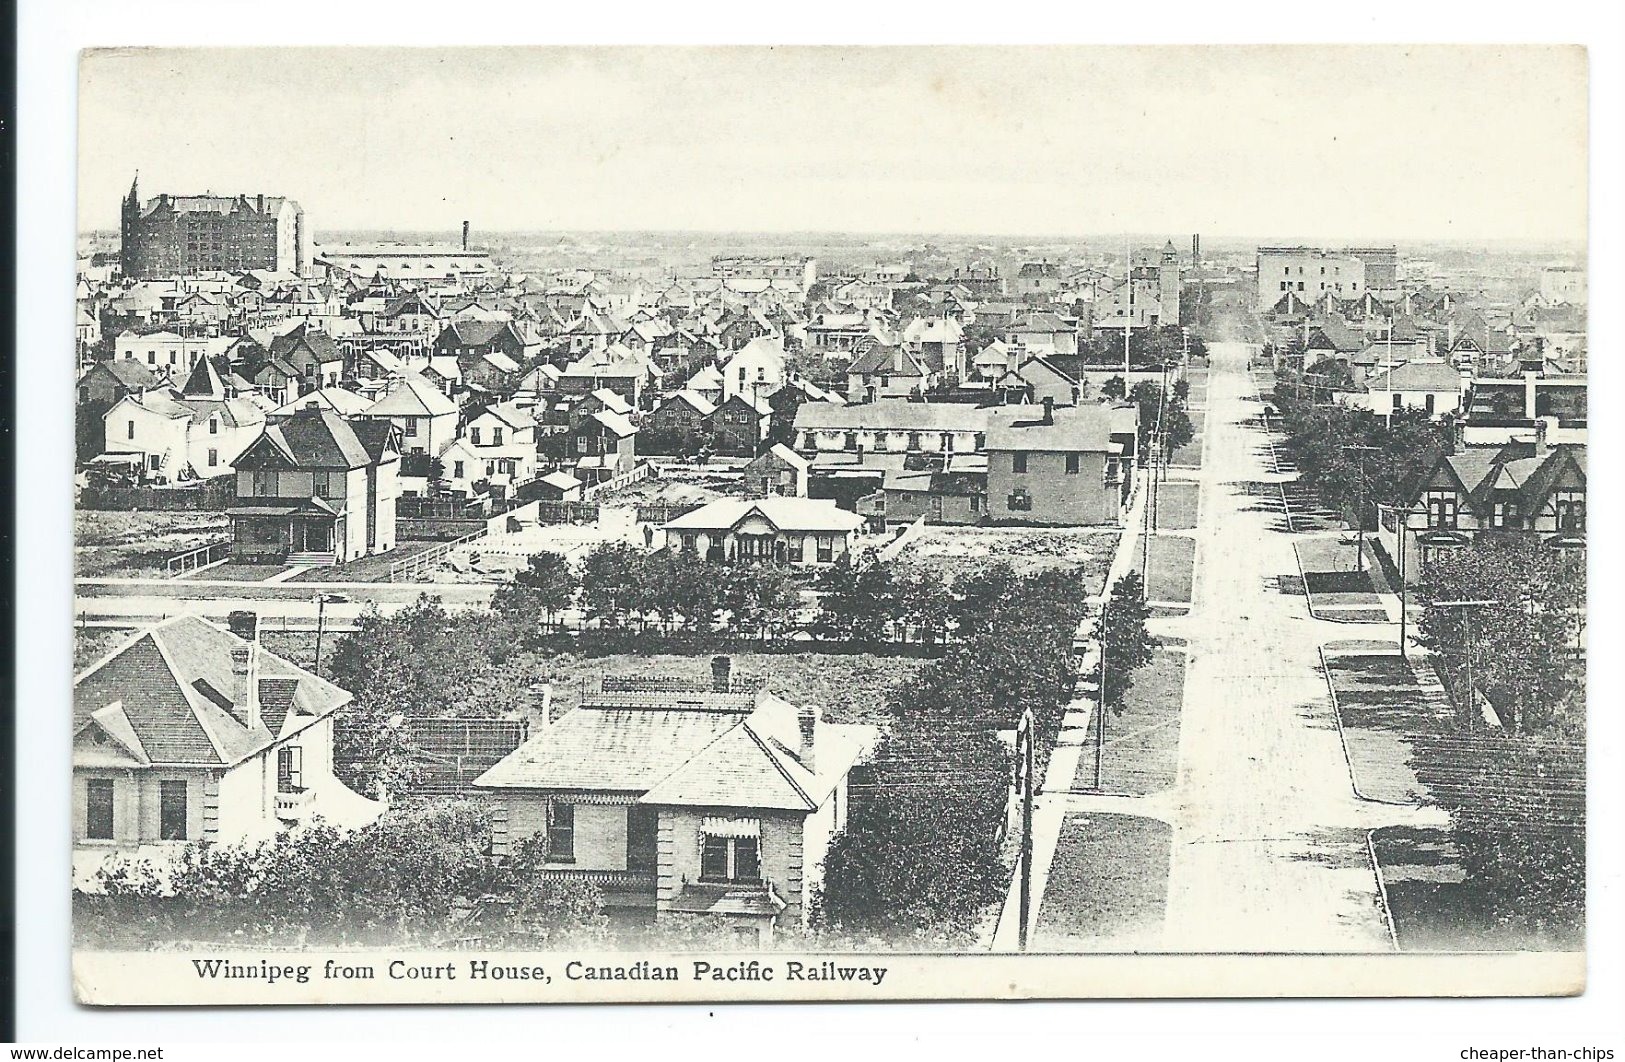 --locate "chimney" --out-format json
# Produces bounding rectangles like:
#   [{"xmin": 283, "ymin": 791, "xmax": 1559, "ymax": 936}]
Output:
[
  {"xmin": 1534, "ymin": 418, "xmax": 1550, "ymax": 457},
  {"xmin": 798, "ymin": 702, "xmax": 817, "ymax": 774},
  {"xmin": 711, "ymin": 655, "xmax": 733, "ymax": 693},
  {"xmin": 462, "ymin": 221, "xmax": 470, "ymax": 251},
  {"xmin": 1041, "ymin": 396, "xmax": 1054, "ymax": 425},
  {"xmin": 227, "ymin": 611, "xmax": 261, "ymax": 731},
  {"xmin": 257, "ymin": 194, "xmax": 265, "ymax": 214}
]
